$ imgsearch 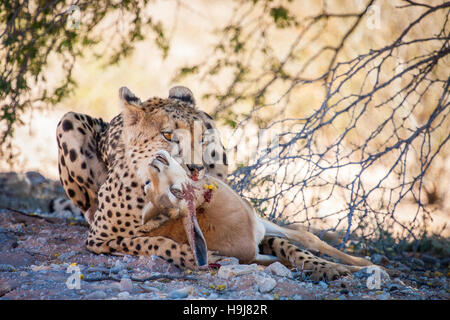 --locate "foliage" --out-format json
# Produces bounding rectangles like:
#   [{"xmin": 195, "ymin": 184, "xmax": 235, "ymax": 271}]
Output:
[{"xmin": 0, "ymin": 0, "xmax": 169, "ymax": 156}]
